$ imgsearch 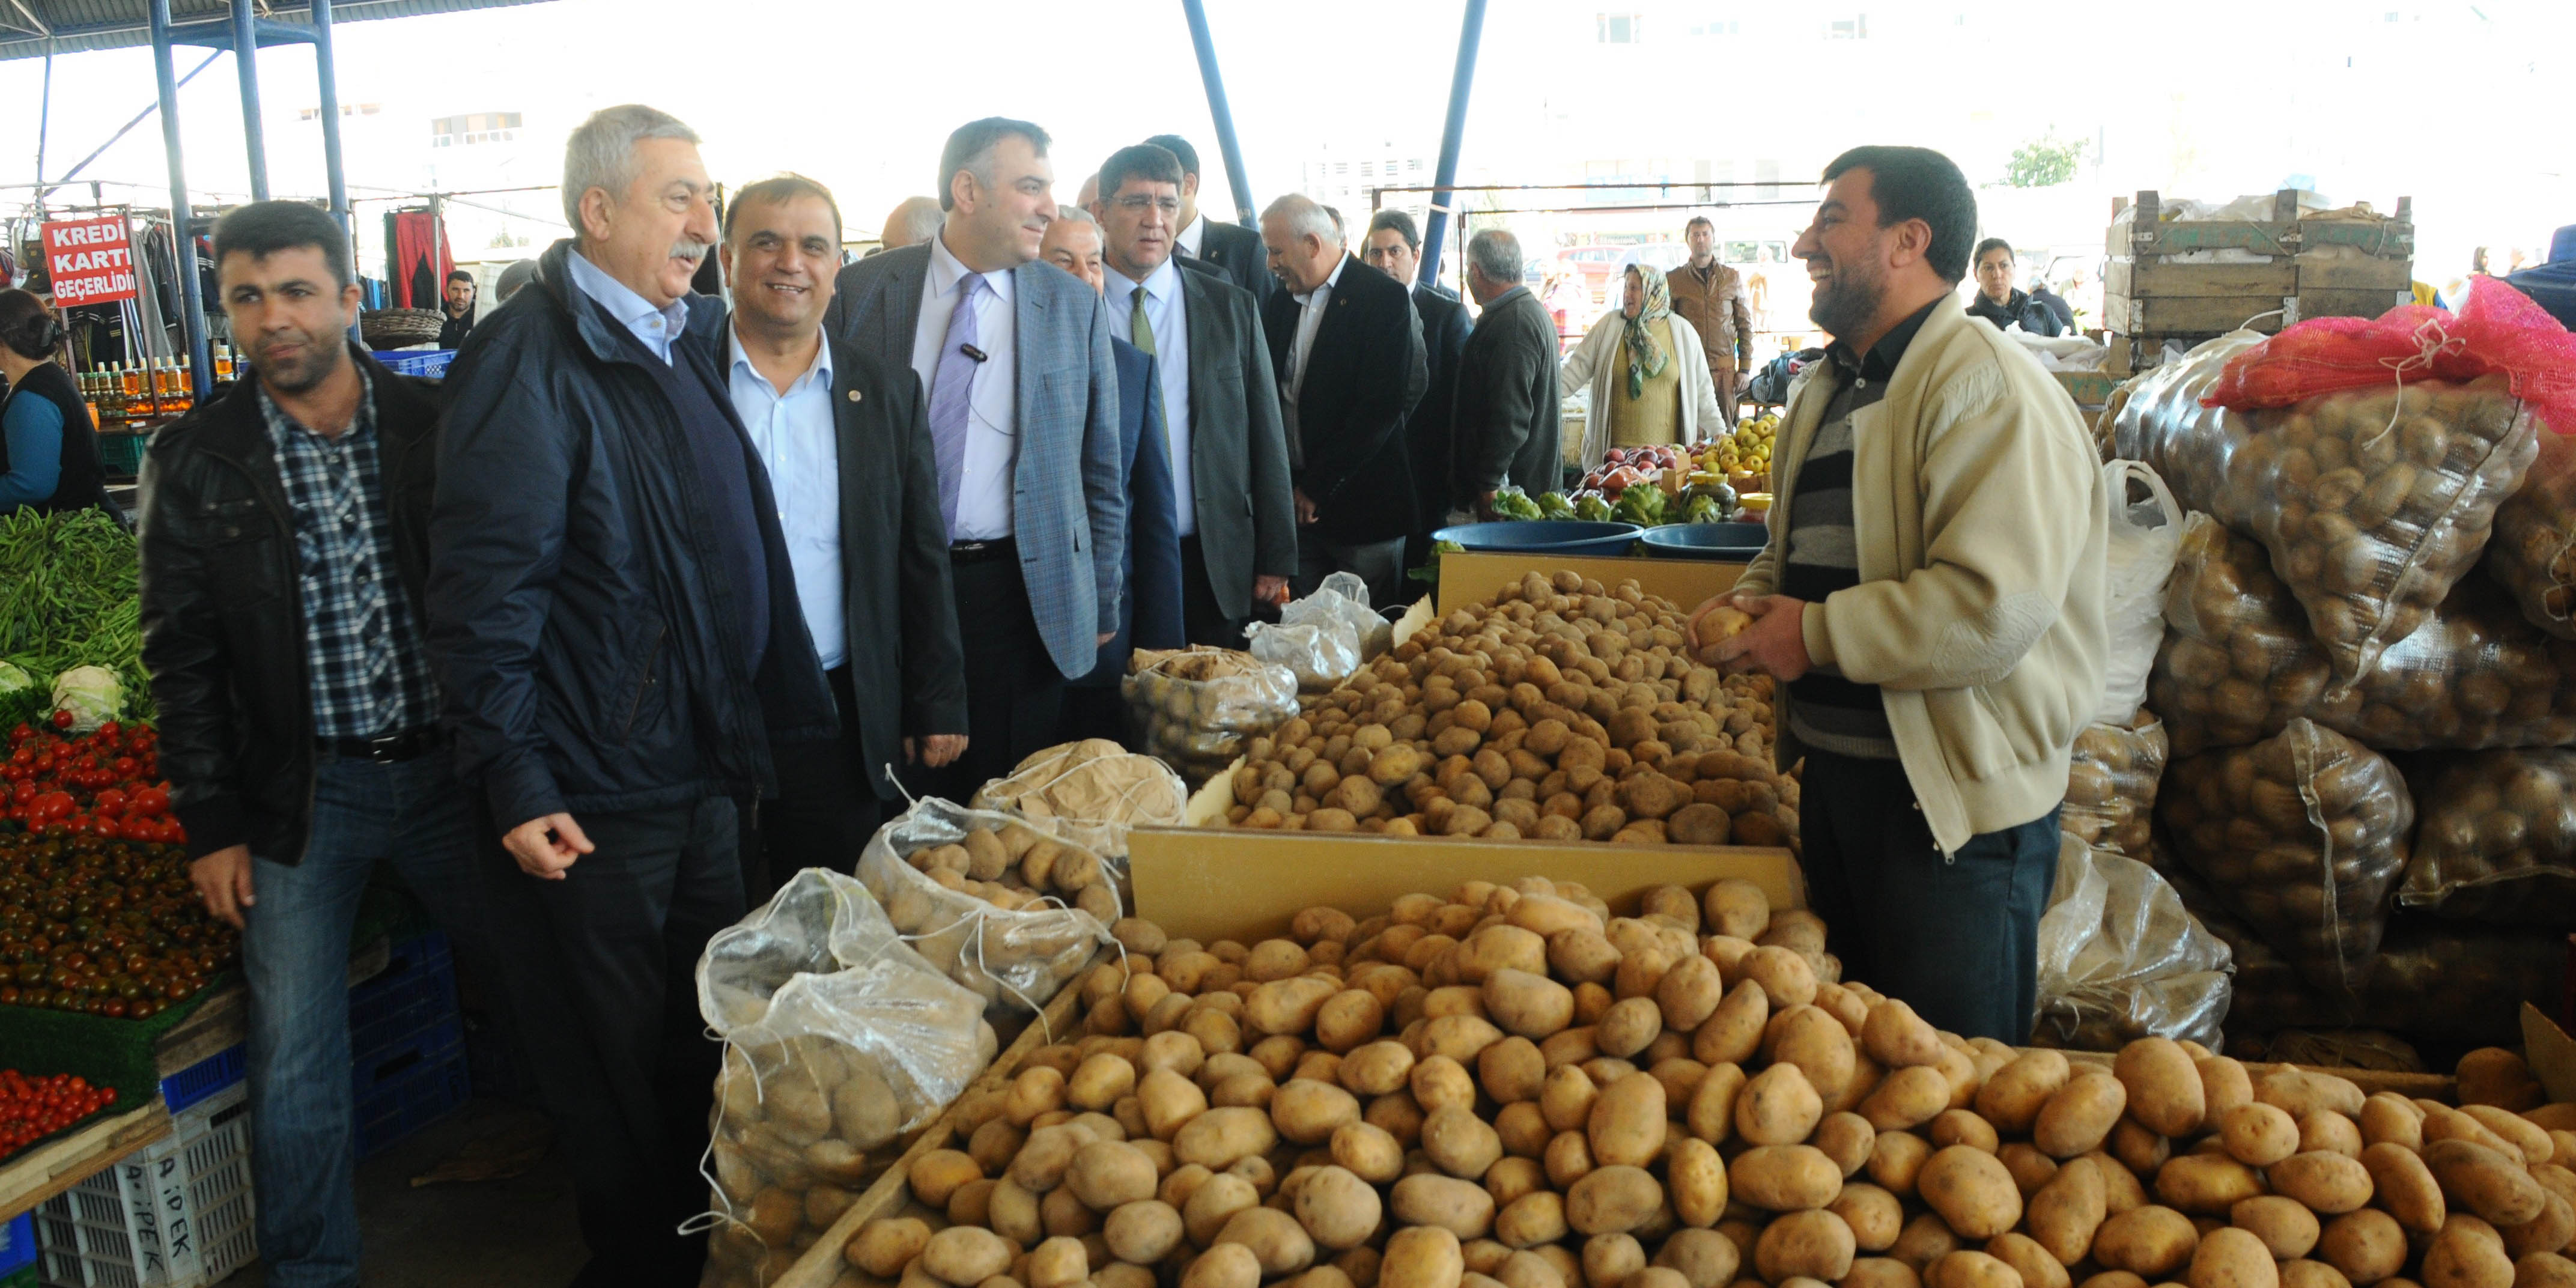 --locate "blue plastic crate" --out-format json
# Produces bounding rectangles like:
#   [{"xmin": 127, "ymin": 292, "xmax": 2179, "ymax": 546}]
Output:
[
  {"xmin": 351, "ymin": 1015, "xmax": 464, "ymax": 1099},
  {"xmin": 159, "ymin": 1043, "xmax": 246, "ymax": 1113},
  {"xmin": 354, "ymin": 1029, "xmax": 470, "ymax": 1158},
  {"xmin": 1, "ymin": 1212, "xmax": 34, "ymax": 1277},
  {"xmin": 348, "ymin": 933, "xmax": 458, "ymax": 1058},
  {"xmin": 369, "ymin": 349, "xmax": 455, "ymax": 378}
]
